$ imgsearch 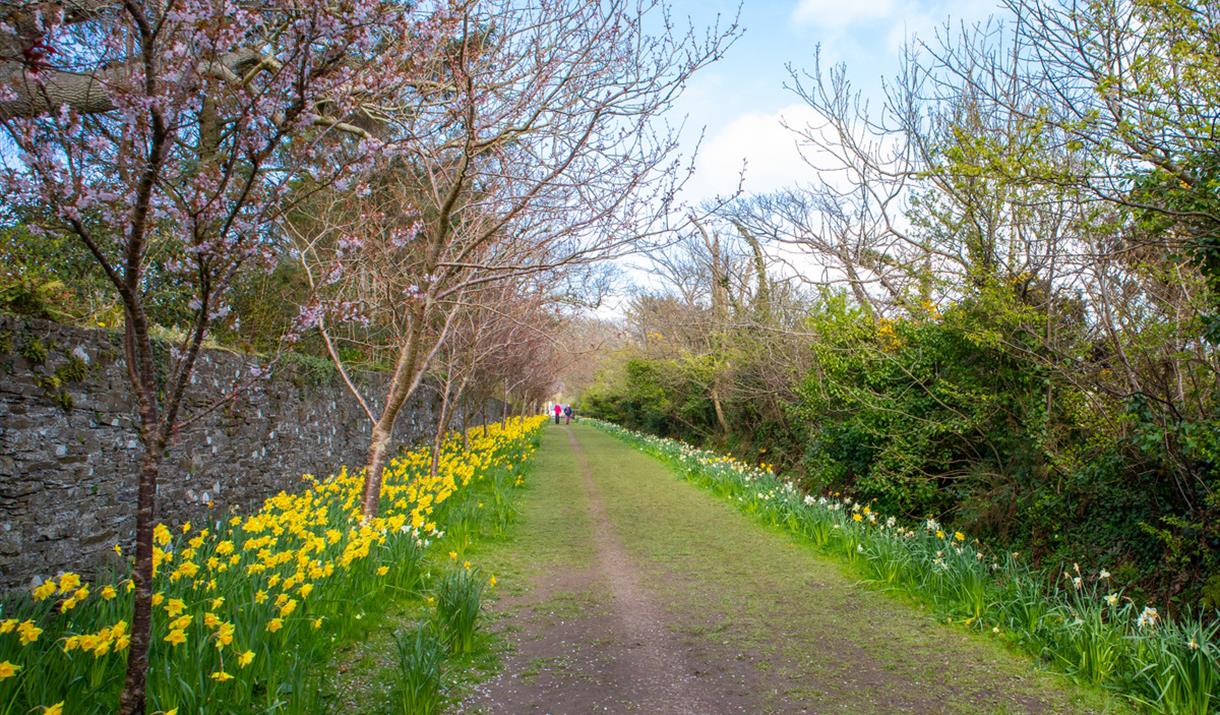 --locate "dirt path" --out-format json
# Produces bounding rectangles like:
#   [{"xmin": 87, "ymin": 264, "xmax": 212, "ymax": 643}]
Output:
[
  {"xmin": 563, "ymin": 428, "xmax": 724, "ymax": 713},
  {"xmin": 458, "ymin": 424, "xmax": 1122, "ymax": 714}
]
